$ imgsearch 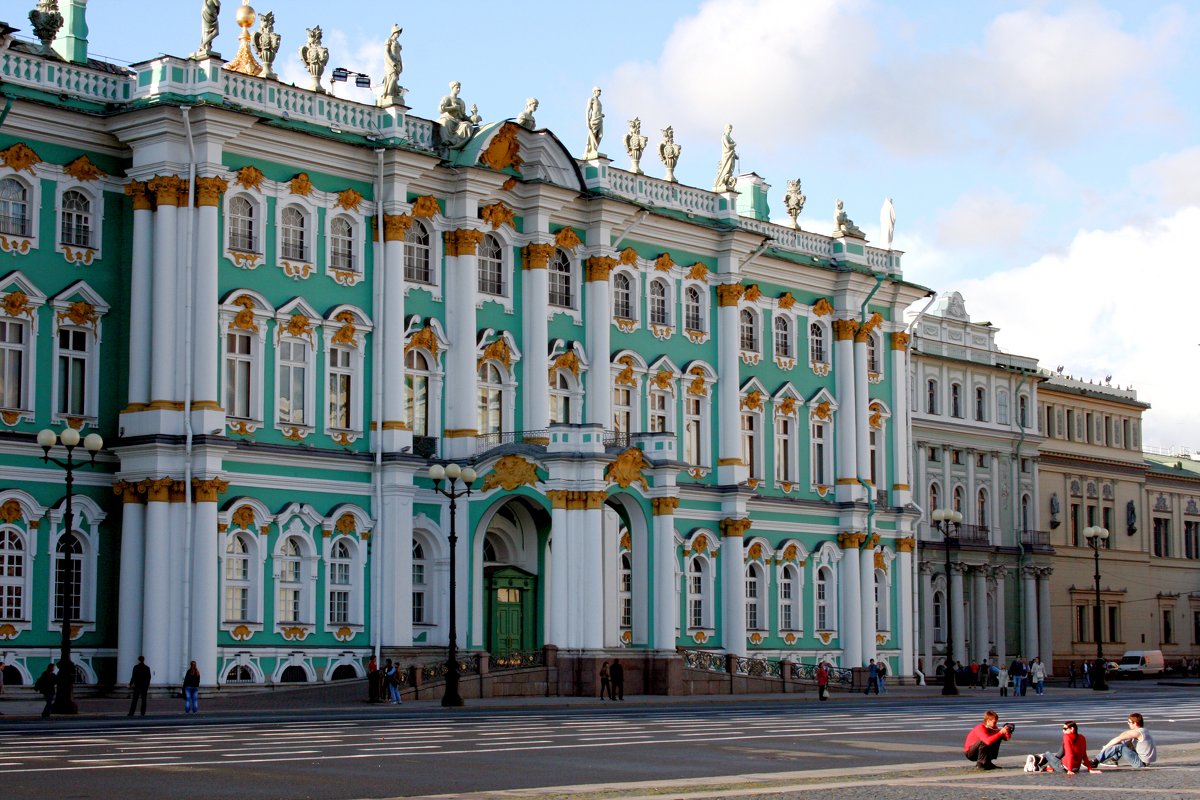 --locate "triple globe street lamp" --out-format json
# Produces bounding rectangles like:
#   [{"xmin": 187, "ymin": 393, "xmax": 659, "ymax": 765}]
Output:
[
  {"xmin": 427, "ymin": 462, "xmax": 476, "ymax": 707},
  {"xmin": 37, "ymin": 426, "xmax": 103, "ymax": 714},
  {"xmin": 1083, "ymin": 525, "xmax": 1110, "ymax": 691},
  {"xmin": 931, "ymin": 507, "xmax": 963, "ymax": 696}
]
